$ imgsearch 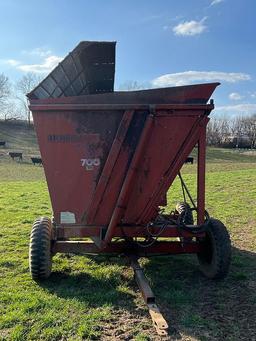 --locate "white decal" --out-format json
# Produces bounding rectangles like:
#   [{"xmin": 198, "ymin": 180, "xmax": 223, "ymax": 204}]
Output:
[
  {"xmin": 60, "ymin": 212, "xmax": 76, "ymax": 224},
  {"xmin": 81, "ymin": 158, "xmax": 100, "ymax": 171}
]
